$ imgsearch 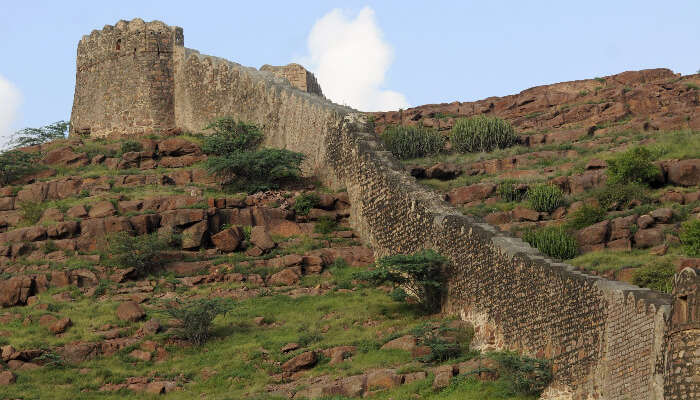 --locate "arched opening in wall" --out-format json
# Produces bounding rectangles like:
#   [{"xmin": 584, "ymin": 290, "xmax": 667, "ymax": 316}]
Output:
[
  {"xmin": 673, "ymin": 295, "xmax": 688, "ymax": 326},
  {"xmin": 116, "ymin": 39, "xmax": 121, "ymax": 51}
]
